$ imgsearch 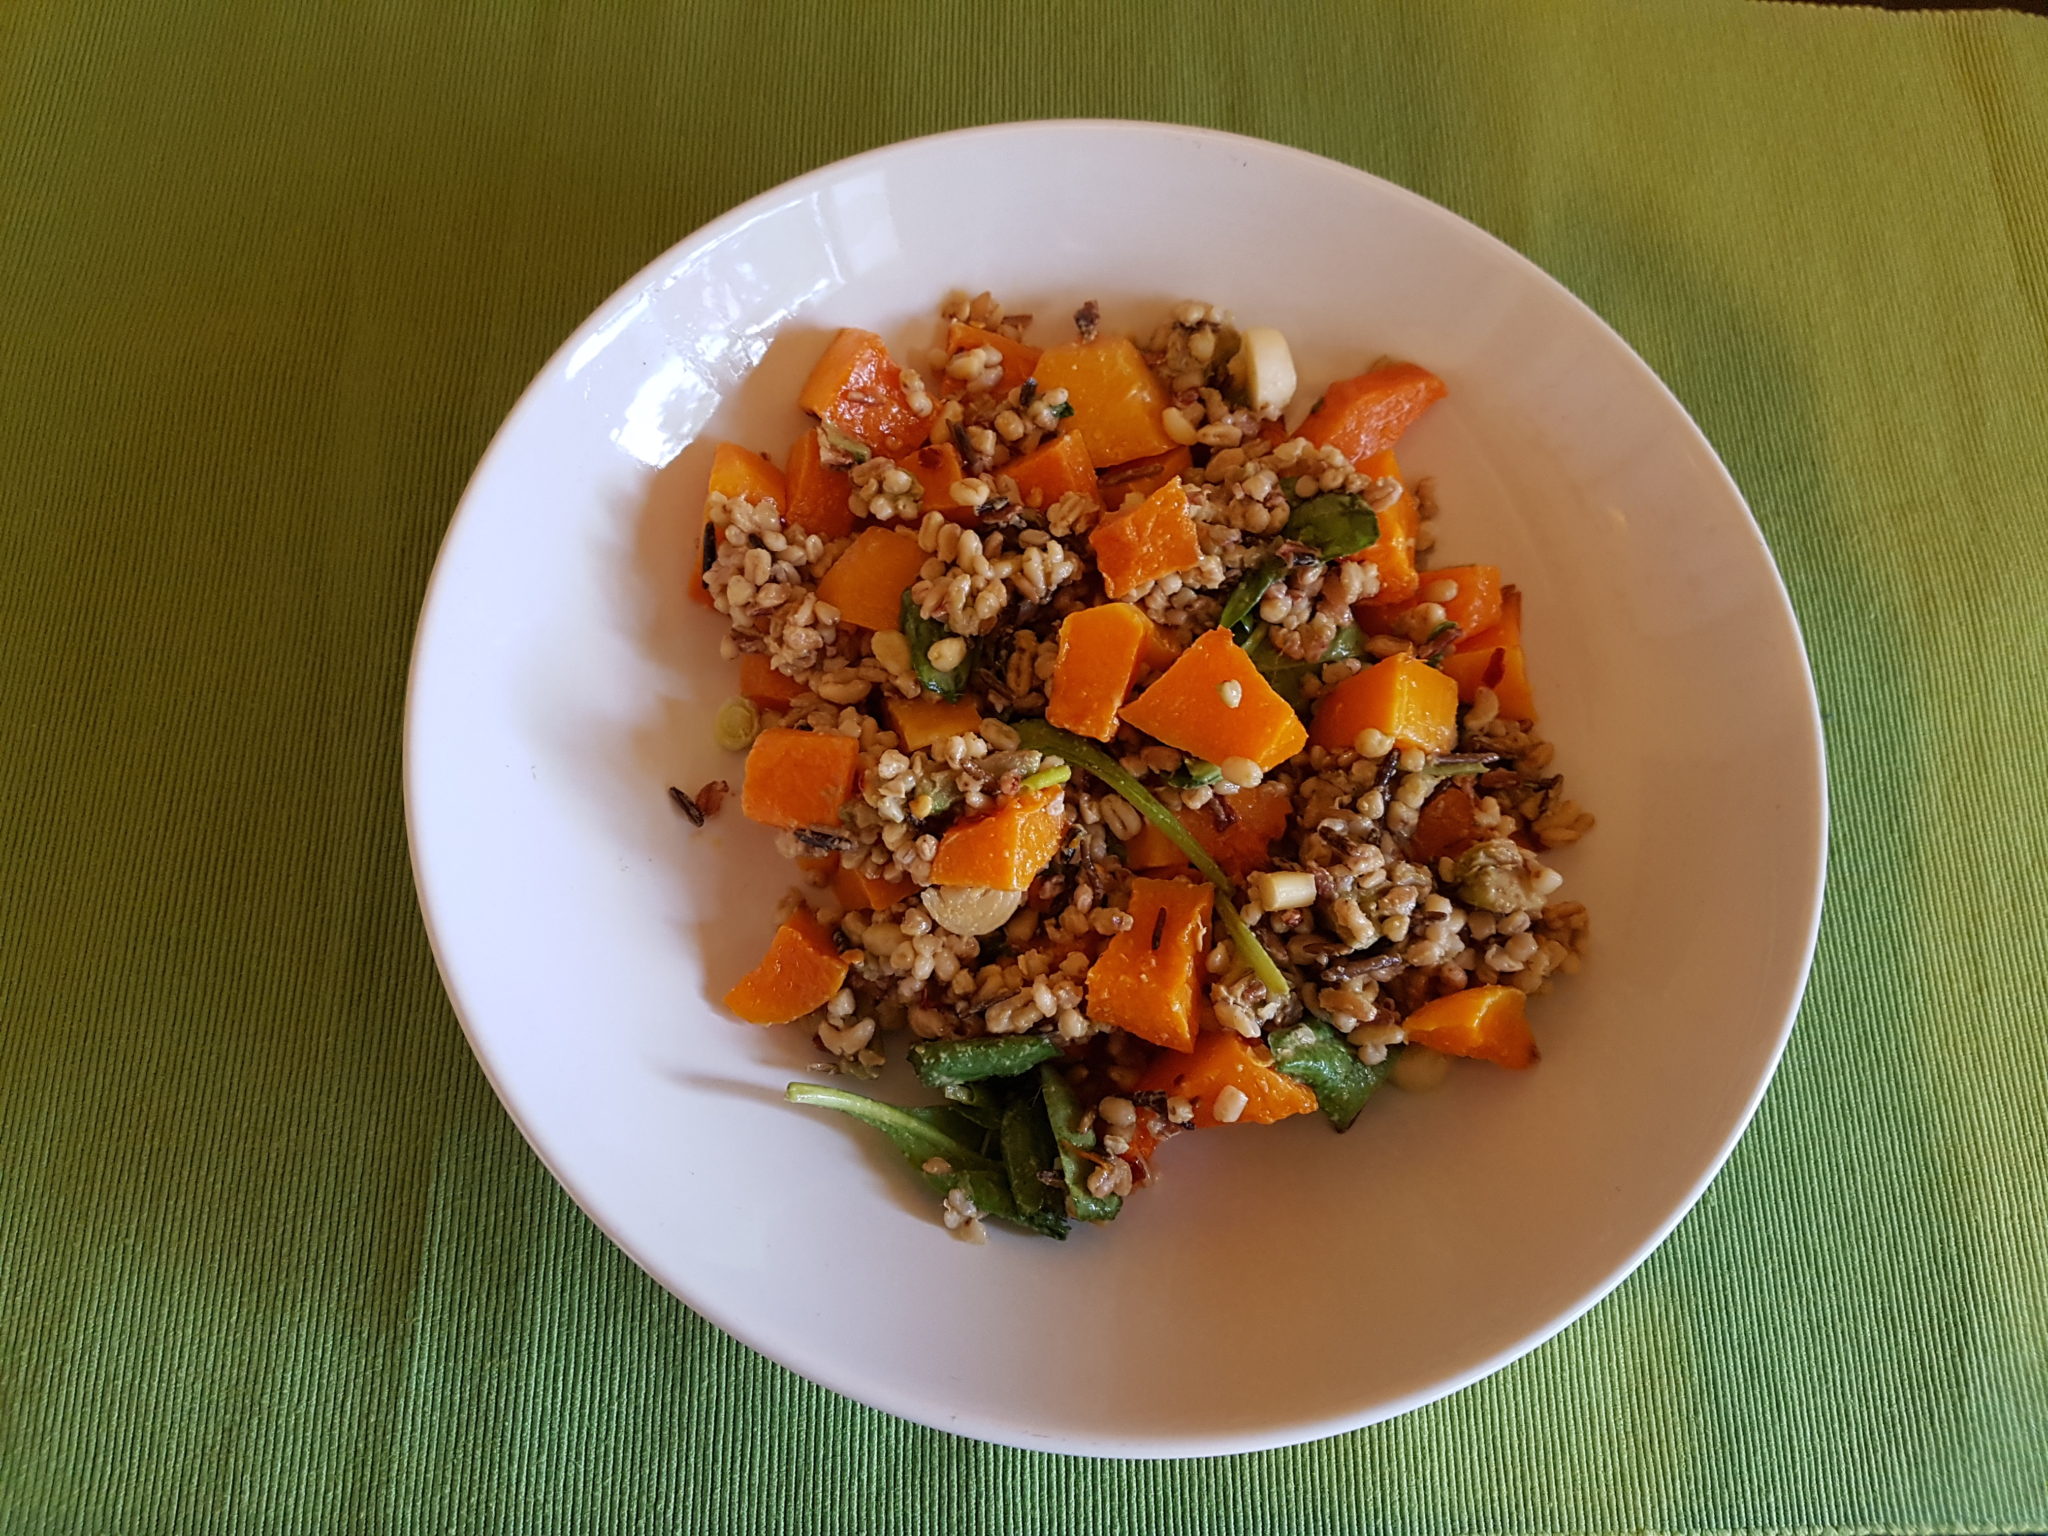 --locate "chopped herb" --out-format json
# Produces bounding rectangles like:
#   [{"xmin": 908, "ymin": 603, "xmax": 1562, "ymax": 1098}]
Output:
[
  {"xmin": 1150, "ymin": 908, "xmax": 1167, "ymax": 950},
  {"xmin": 1048, "ymin": 400, "xmax": 1075, "ymax": 421},
  {"xmin": 667, "ymin": 784, "xmax": 705, "ymax": 826},
  {"xmin": 1167, "ymin": 759, "xmax": 1223, "ymax": 788},
  {"xmin": 1020, "ymin": 762, "xmax": 1071, "ymax": 791}
]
